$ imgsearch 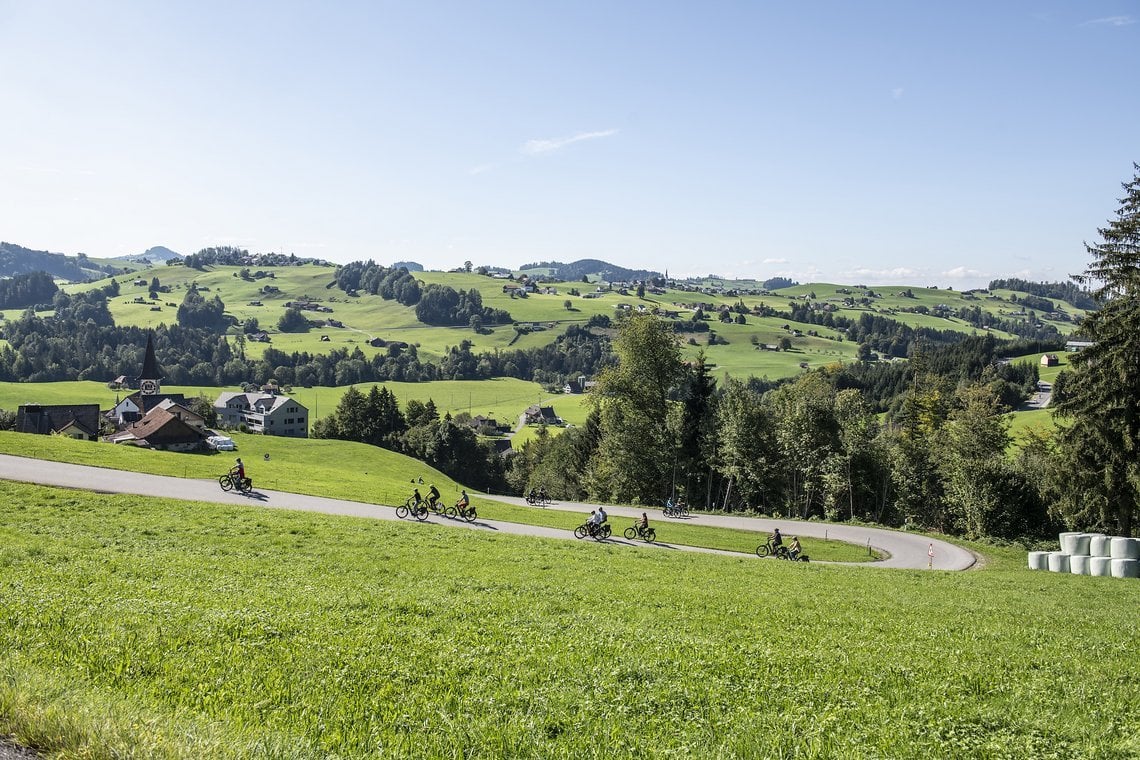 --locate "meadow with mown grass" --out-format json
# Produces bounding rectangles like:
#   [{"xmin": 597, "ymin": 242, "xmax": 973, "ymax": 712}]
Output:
[{"xmin": 1, "ymin": 480, "xmax": 1137, "ymax": 758}]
